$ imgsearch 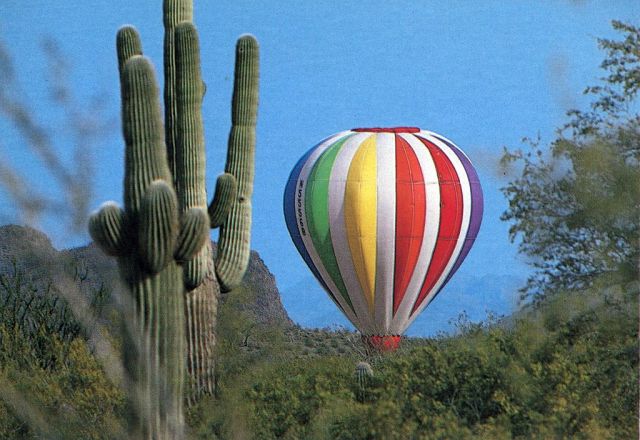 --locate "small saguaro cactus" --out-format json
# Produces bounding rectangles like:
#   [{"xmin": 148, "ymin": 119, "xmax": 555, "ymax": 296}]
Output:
[
  {"xmin": 89, "ymin": 0, "xmax": 259, "ymax": 436},
  {"xmin": 354, "ymin": 361, "xmax": 374, "ymax": 402}
]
